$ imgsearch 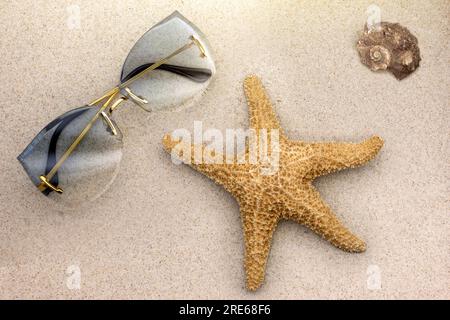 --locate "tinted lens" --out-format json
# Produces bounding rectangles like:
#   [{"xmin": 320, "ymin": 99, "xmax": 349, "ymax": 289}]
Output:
[
  {"xmin": 18, "ymin": 106, "xmax": 123, "ymax": 206},
  {"xmin": 120, "ymin": 11, "xmax": 215, "ymax": 111}
]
